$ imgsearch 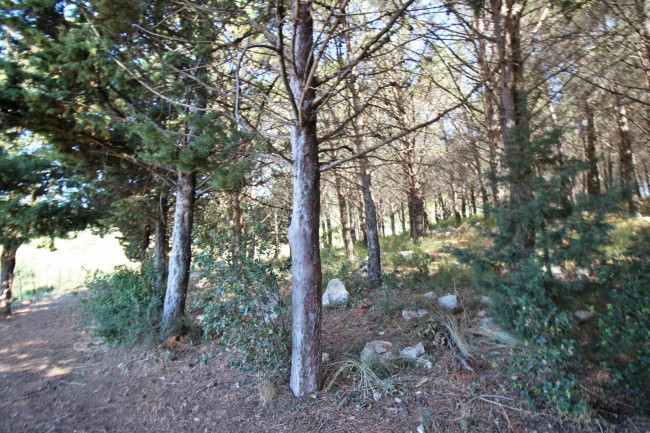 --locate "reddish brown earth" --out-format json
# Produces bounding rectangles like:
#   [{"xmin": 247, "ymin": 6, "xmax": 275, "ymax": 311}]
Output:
[{"xmin": 1, "ymin": 290, "xmax": 648, "ymax": 433}]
